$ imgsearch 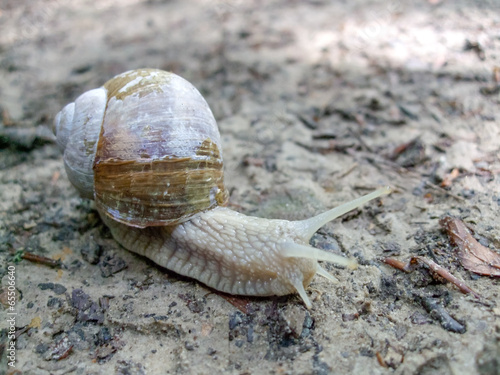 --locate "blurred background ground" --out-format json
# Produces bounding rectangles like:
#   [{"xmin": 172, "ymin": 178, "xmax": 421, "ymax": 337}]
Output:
[{"xmin": 0, "ymin": 0, "xmax": 499, "ymax": 374}]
